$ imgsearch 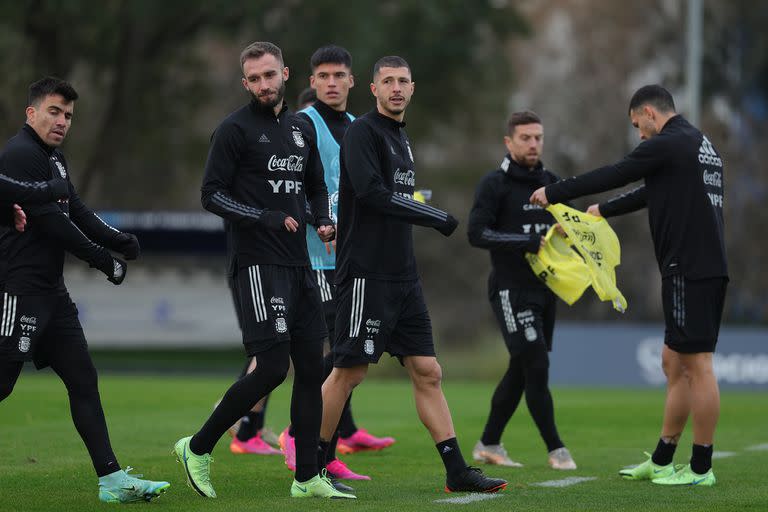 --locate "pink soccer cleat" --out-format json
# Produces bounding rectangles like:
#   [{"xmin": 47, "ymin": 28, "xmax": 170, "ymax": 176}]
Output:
[
  {"xmin": 326, "ymin": 458, "xmax": 371, "ymax": 480},
  {"xmin": 278, "ymin": 426, "xmax": 296, "ymax": 471},
  {"xmin": 337, "ymin": 429, "xmax": 396, "ymax": 454},
  {"xmin": 230, "ymin": 432, "xmax": 282, "ymax": 455}
]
